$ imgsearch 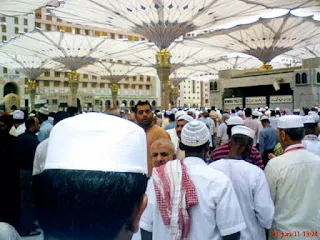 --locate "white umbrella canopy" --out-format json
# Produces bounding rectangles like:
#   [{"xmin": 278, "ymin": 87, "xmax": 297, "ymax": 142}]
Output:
[
  {"xmin": 0, "ymin": 51, "xmax": 62, "ymax": 79},
  {"xmin": 0, "ymin": 0, "xmax": 52, "ymax": 16},
  {"xmin": 281, "ymin": 44, "xmax": 320, "ymax": 59},
  {"xmin": 188, "ymin": 13, "xmax": 320, "ymax": 63},
  {"xmin": 49, "ymin": 0, "xmax": 273, "ymax": 50},
  {"xmin": 241, "ymin": 0, "xmax": 320, "ymax": 8},
  {"xmin": 80, "ymin": 61, "xmax": 157, "ymax": 83},
  {"xmin": 0, "ymin": 29, "xmax": 154, "ymax": 70}
]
